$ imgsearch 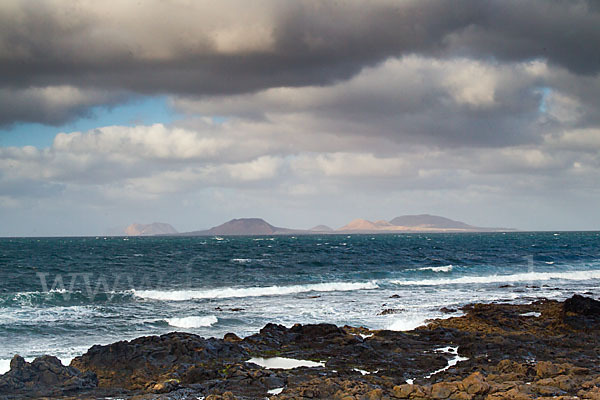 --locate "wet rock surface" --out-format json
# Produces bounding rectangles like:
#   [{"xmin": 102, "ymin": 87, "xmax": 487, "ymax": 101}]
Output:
[
  {"xmin": 0, "ymin": 355, "xmax": 97, "ymax": 398},
  {"xmin": 2, "ymin": 294, "xmax": 600, "ymax": 399}
]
